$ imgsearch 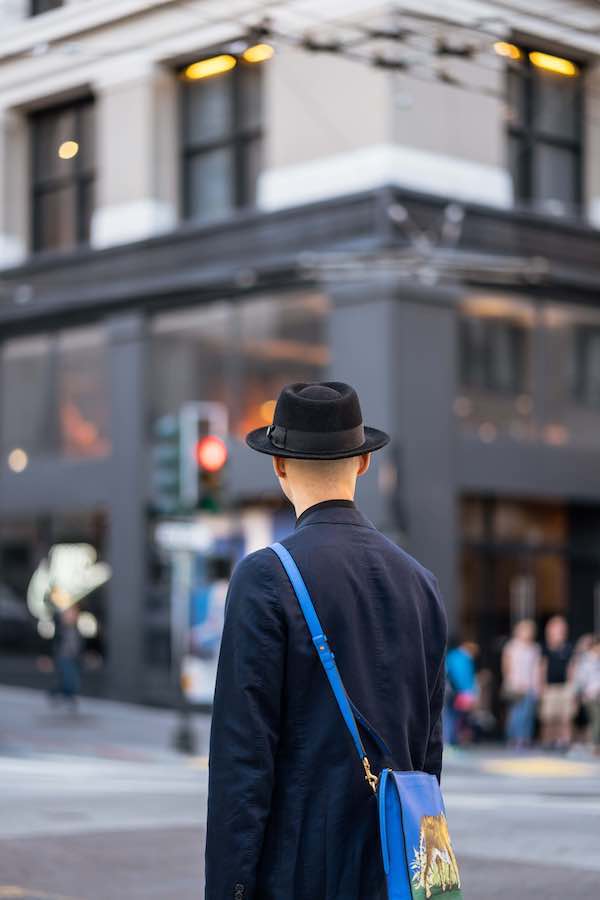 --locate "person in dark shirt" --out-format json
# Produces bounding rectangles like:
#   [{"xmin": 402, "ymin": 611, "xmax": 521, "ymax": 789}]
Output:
[
  {"xmin": 50, "ymin": 604, "xmax": 82, "ymax": 710},
  {"xmin": 540, "ymin": 615, "xmax": 575, "ymax": 751},
  {"xmin": 204, "ymin": 382, "xmax": 447, "ymax": 900}
]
